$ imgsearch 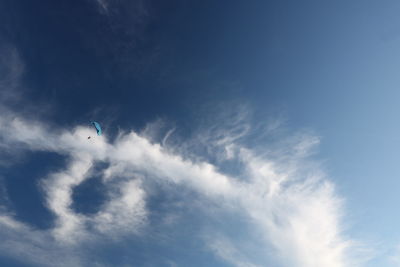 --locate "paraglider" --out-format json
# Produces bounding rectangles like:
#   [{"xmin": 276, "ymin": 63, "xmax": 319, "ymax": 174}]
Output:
[
  {"xmin": 91, "ymin": 121, "xmax": 102, "ymax": 136},
  {"xmin": 88, "ymin": 121, "xmax": 102, "ymax": 139}
]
